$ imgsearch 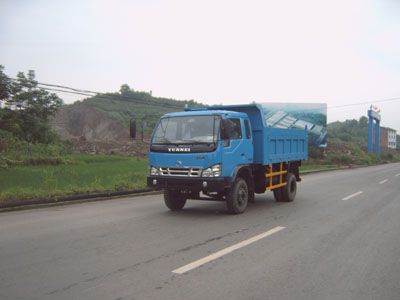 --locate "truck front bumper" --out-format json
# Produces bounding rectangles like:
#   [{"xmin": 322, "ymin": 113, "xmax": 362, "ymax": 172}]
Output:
[{"xmin": 147, "ymin": 176, "xmax": 232, "ymax": 193}]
